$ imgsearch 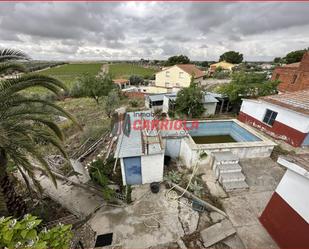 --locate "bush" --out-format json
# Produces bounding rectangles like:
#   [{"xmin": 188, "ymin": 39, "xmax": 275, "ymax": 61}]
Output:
[
  {"xmin": 129, "ymin": 75, "xmax": 144, "ymax": 85},
  {"xmin": 0, "ymin": 214, "xmax": 72, "ymax": 249},
  {"xmin": 213, "ymin": 70, "xmax": 230, "ymax": 79},
  {"xmin": 129, "ymin": 99, "xmax": 139, "ymax": 107}
]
